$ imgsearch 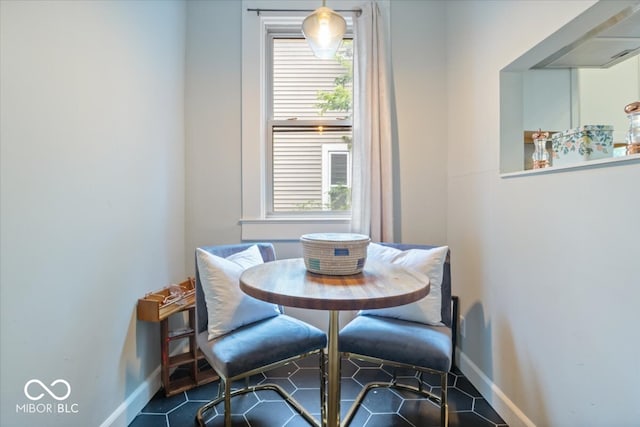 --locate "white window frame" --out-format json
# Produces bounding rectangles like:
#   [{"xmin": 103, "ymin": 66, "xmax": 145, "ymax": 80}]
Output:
[{"xmin": 241, "ymin": 1, "xmax": 359, "ymax": 240}]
